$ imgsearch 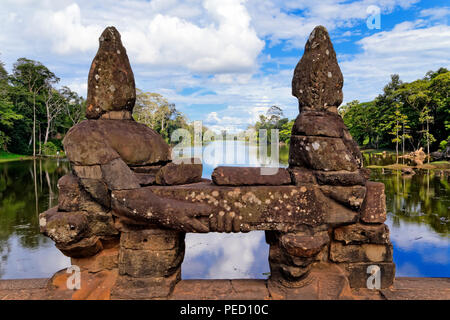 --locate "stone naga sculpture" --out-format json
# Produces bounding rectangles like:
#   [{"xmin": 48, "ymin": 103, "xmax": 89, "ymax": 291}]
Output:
[{"xmin": 40, "ymin": 26, "xmax": 395, "ymax": 299}]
